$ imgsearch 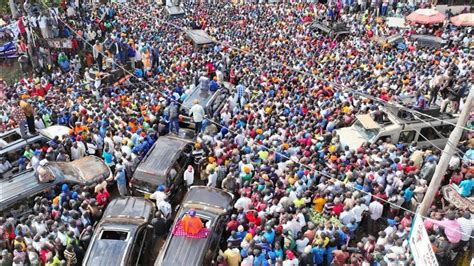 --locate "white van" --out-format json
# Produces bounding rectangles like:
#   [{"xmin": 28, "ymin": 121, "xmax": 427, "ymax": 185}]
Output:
[{"xmin": 336, "ymin": 107, "xmax": 459, "ymax": 150}]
